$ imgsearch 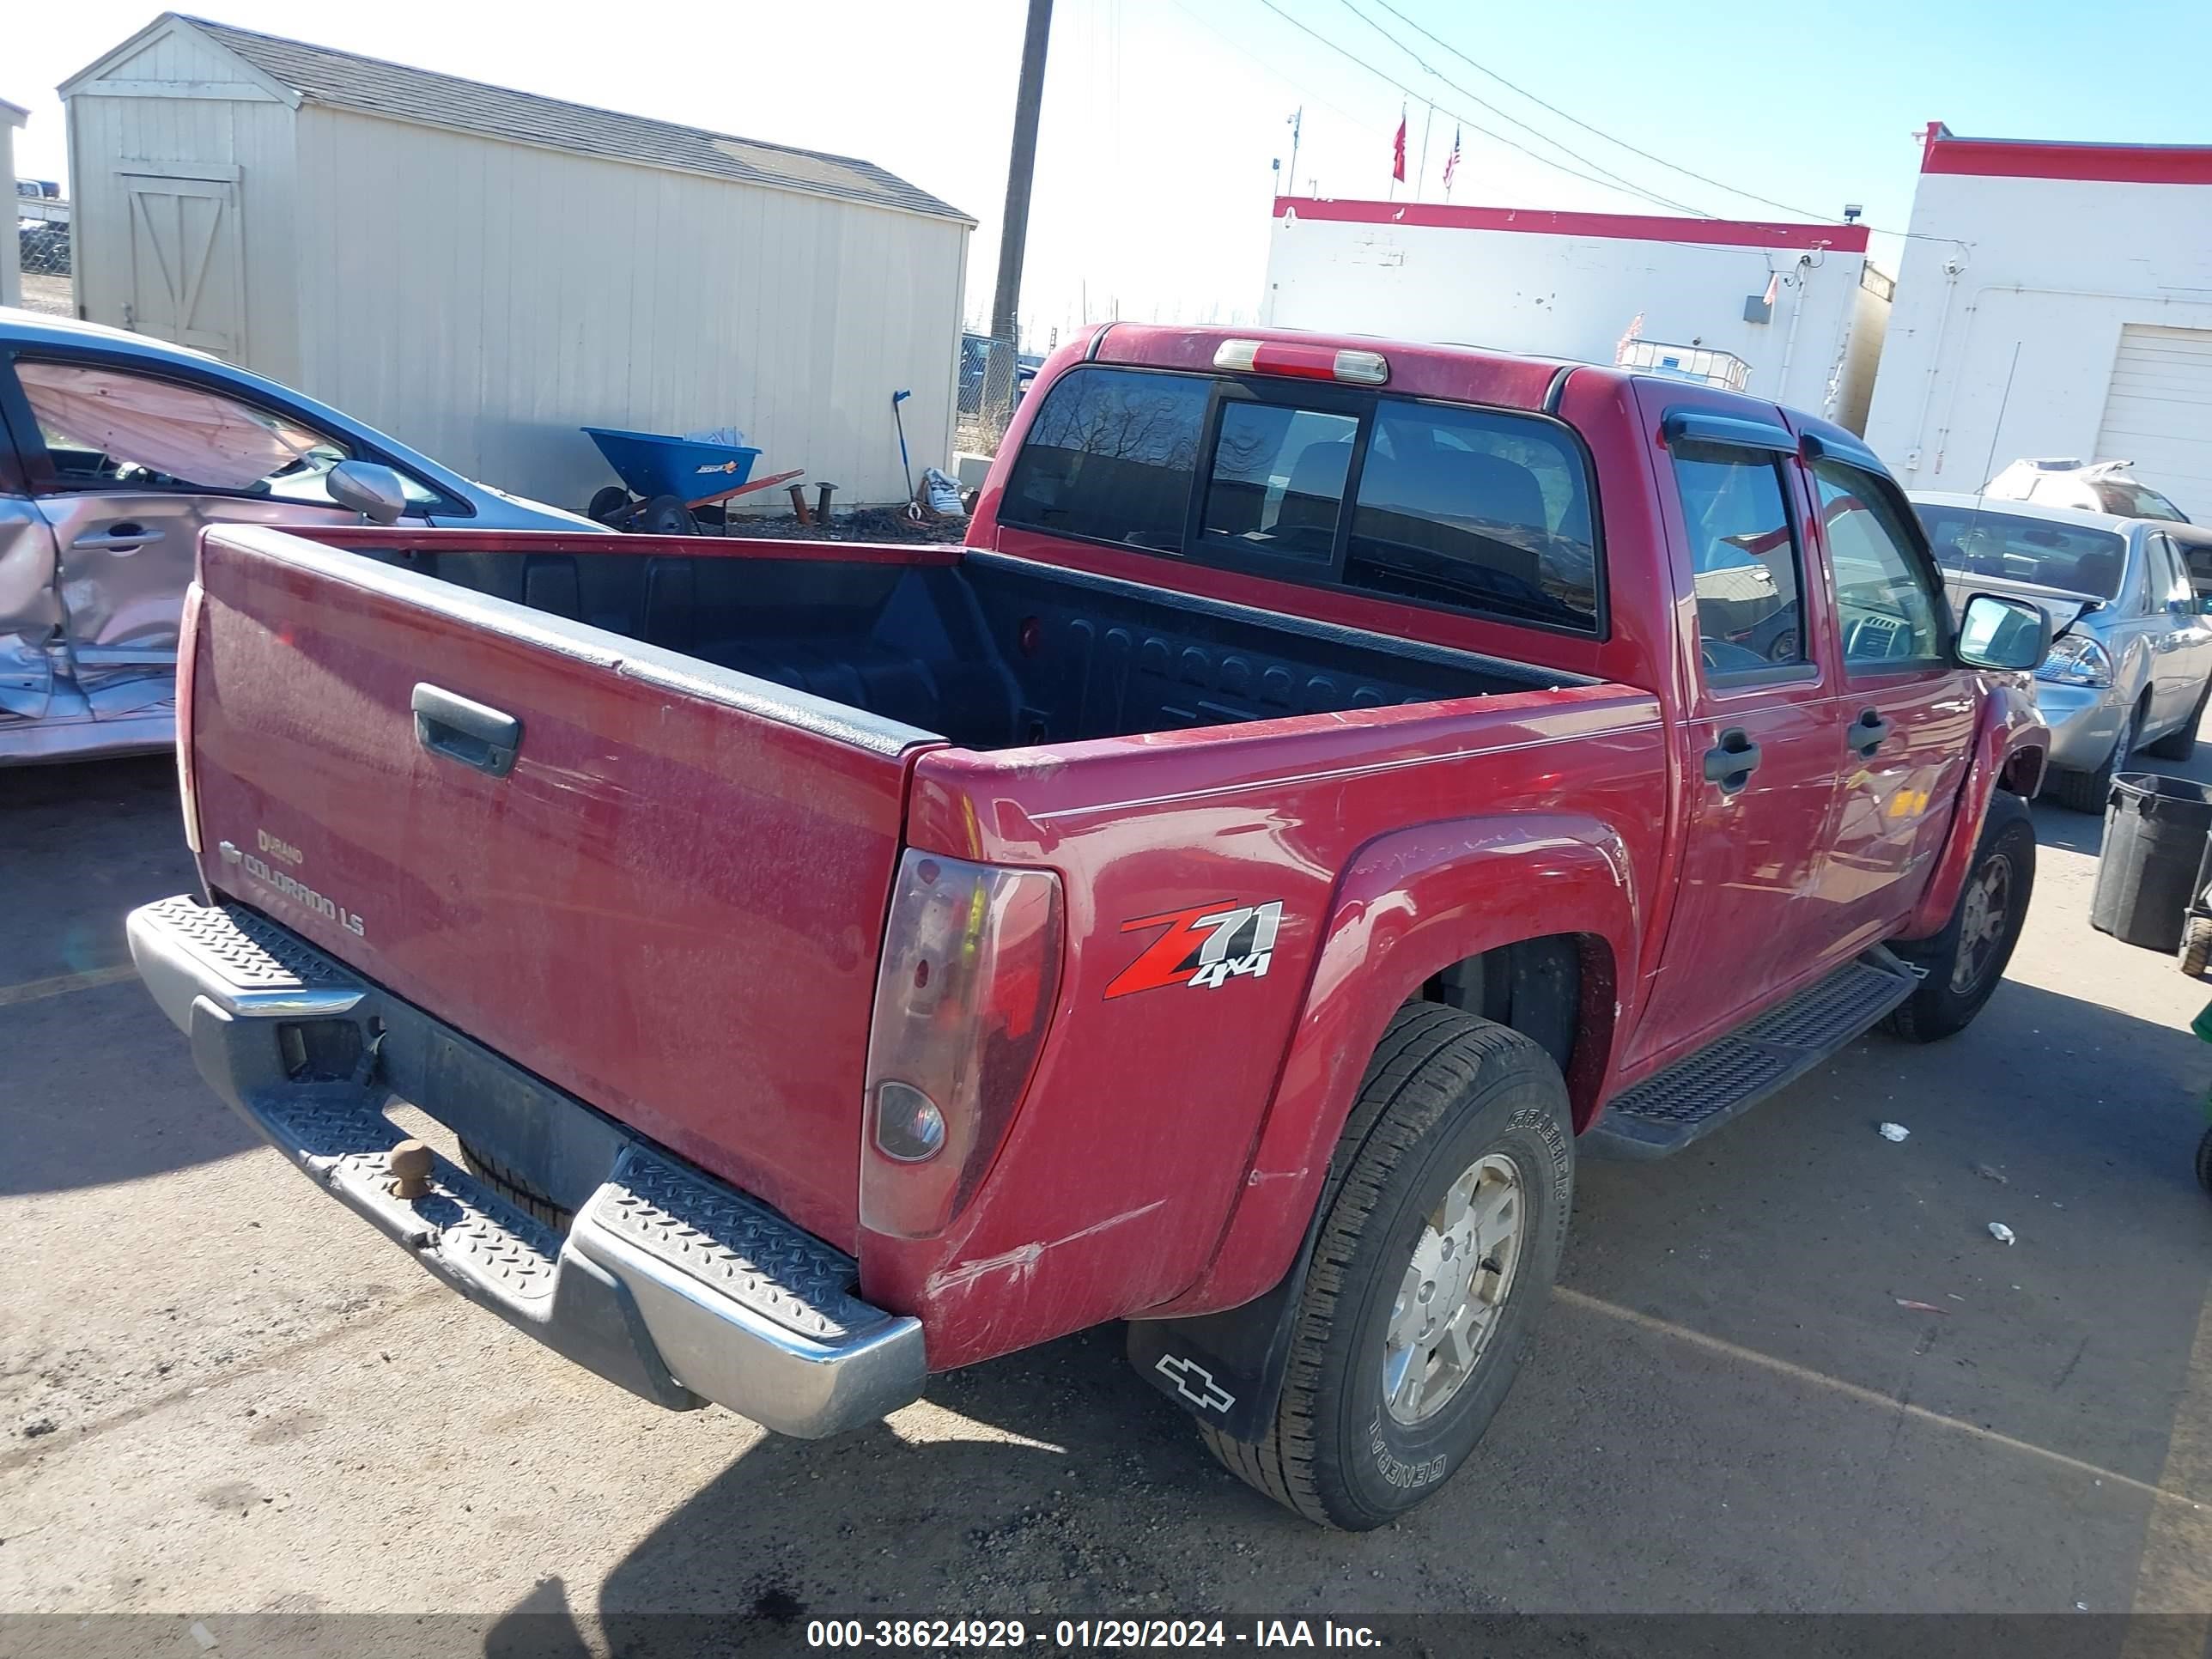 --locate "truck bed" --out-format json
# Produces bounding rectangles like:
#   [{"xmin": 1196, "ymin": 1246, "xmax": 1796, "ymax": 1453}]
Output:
[{"xmin": 342, "ymin": 532, "xmax": 1575, "ymax": 747}]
